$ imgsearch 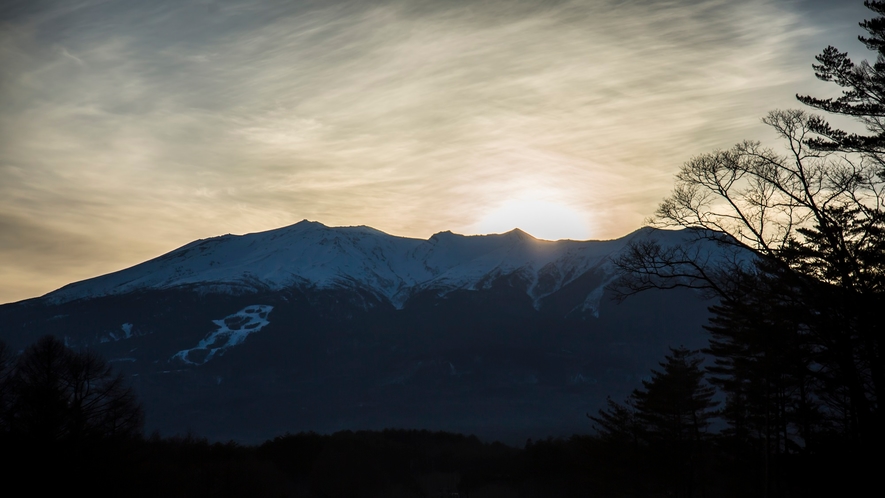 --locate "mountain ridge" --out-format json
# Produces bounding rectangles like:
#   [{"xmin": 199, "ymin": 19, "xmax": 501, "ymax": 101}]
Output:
[{"xmin": 43, "ymin": 221, "xmax": 694, "ymax": 312}]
